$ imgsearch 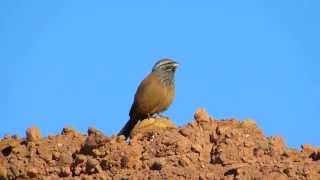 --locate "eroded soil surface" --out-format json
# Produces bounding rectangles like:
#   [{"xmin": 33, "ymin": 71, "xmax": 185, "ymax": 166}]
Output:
[{"xmin": 1, "ymin": 109, "xmax": 320, "ymax": 179}]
